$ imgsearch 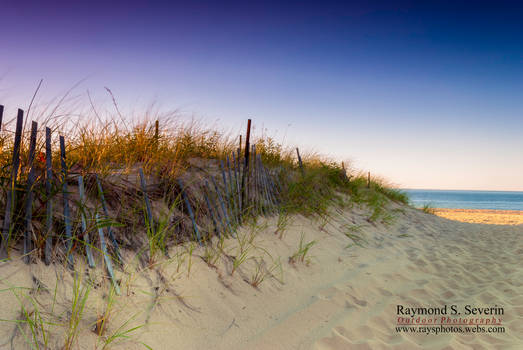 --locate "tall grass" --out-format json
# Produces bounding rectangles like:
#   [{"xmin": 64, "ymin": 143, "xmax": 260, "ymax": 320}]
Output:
[
  {"xmin": 0, "ymin": 99, "xmax": 408, "ymax": 260},
  {"xmin": 63, "ymin": 272, "xmax": 90, "ymax": 350}
]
